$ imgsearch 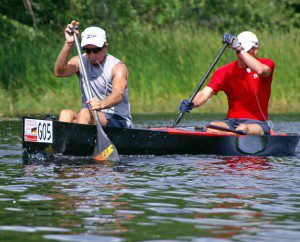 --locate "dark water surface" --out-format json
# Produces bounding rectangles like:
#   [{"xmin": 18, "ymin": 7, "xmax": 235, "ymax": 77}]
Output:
[{"xmin": 0, "ymin": 115, "xmax": 299, "ymax": 242}]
